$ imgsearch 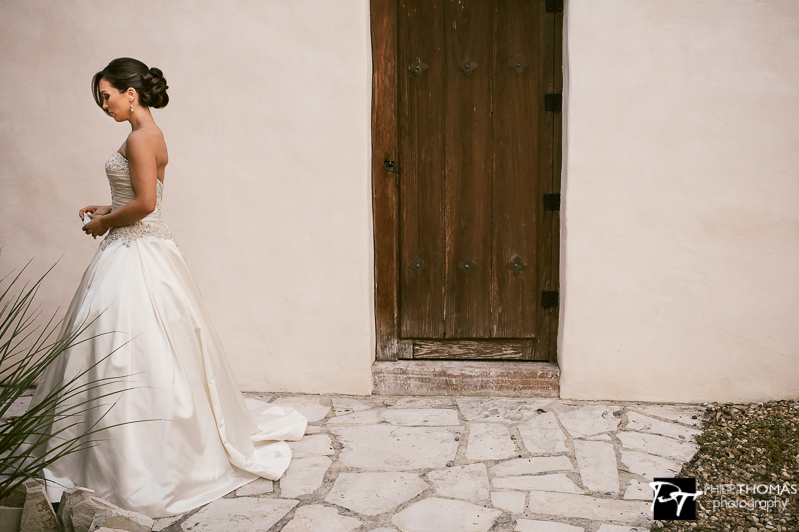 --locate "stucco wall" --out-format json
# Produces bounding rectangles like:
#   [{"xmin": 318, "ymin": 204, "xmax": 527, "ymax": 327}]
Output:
[
  {"xmin": 3, "ymin": 0, "xmax": 798, "ymax": 403},
  {"xmin": 559, "ymin": 0, "xmax": 799, "ymax": 402},
  {"xmin": 0, "ymin": 0, "xmax": 374, "ymax": 394}
]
